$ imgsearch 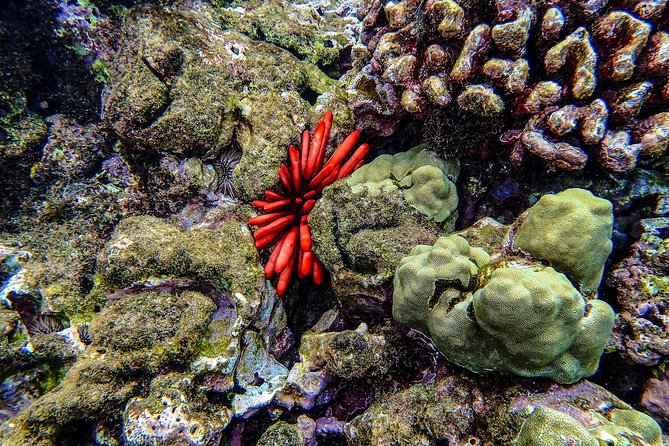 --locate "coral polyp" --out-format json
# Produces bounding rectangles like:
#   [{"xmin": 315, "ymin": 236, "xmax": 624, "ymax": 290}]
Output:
[{"xmin": 249, "ymin": 111, "xmax": 368, "ymax": 295}]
